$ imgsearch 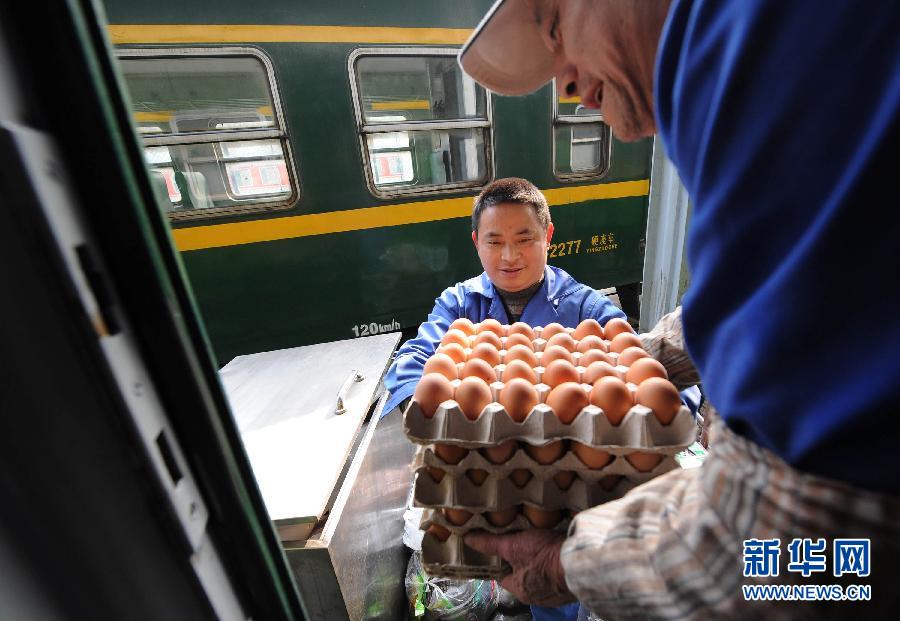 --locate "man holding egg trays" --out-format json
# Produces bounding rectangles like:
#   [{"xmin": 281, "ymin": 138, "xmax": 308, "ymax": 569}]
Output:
[
  {"xmin": 458, "ymin": 0, "xmax": 900, "ymax": 619},
  {"xmin": 385, "ymin": 176, "xmax": 645, "ymax": 621},
  {"xmin": 383, "ymin": 176, "xmax": 626, "ymax": 418}
]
